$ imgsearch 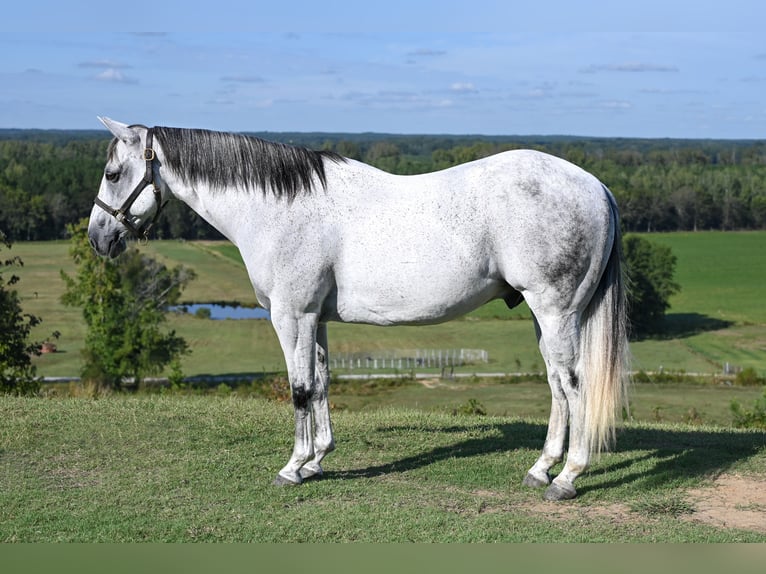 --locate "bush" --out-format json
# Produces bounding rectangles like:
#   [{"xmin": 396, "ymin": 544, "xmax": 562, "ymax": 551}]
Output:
[
  {"xmin": 623, "ymin": 235, "xmax": 681, "ymax": 338},
  {"xmin": 0, "ymin": 231, "xmax": 53, "ymax": 395},
  {"xmin": 194, "ymin": 307, "xmax": 212, "ymax": 319},
  {"xmin": 735, "ymin": 367, "xmax": 765, "ymax": 386},
  {"xmin": 61, "ymin": 219, "xmax": 195, "ymax": 390},
  {"xmin": 452, "ymin": 398, "xmax": 487, "ymax": 416},
  {"xmin": 730, "ymin": 387, "xmax": 766, "ymax": 429}
]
